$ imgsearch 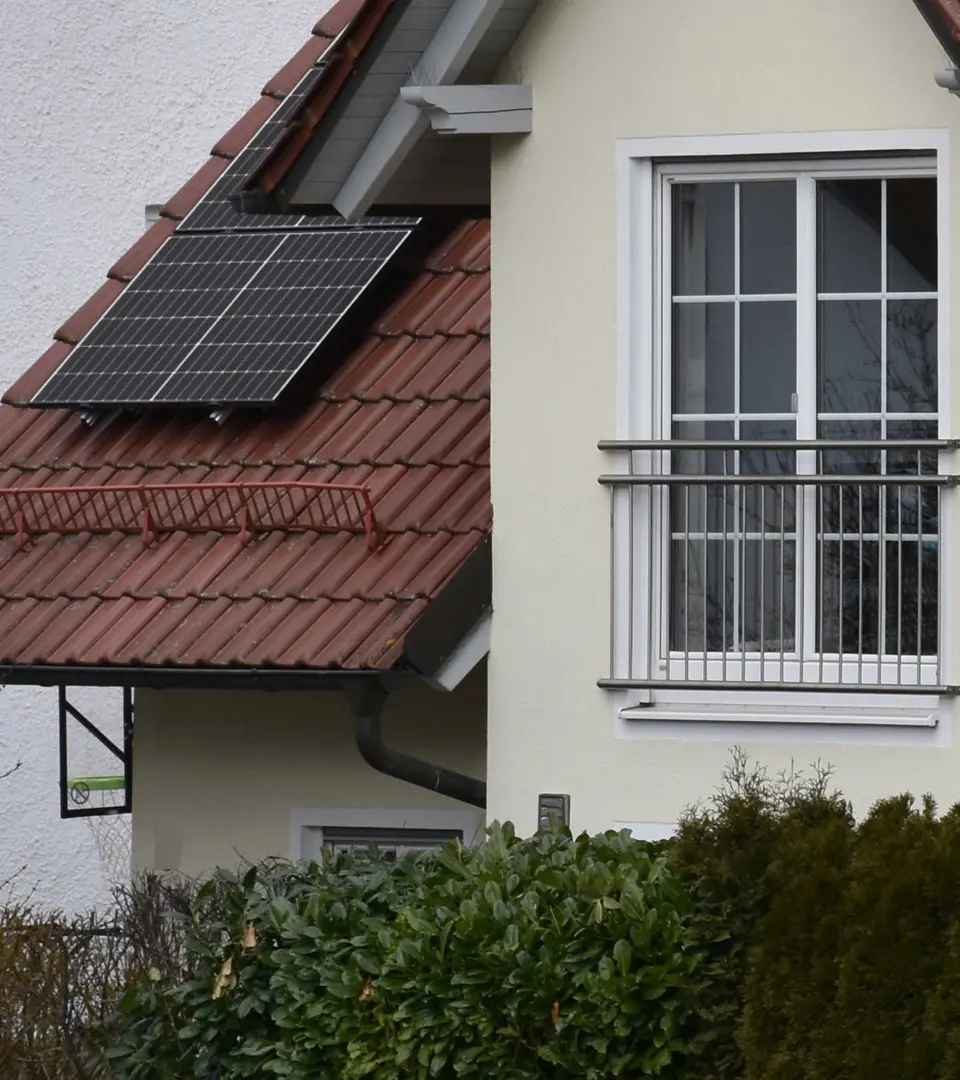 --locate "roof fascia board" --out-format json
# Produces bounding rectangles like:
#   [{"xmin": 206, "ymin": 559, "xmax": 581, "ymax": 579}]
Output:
[
  {"xmin": 400, "ymin": 84, "xmax": 532, "ymax": 134},
  {"xmin": 332, "ymin": 0, "xmax": 509, "ymax": 220},
  {"xmin": 426, "ymin": 612, "xmax": 491, "ymax": 691},
  {"xmin": 0, "ymin": 665, "xmax": 414, "ymax": 692}
]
